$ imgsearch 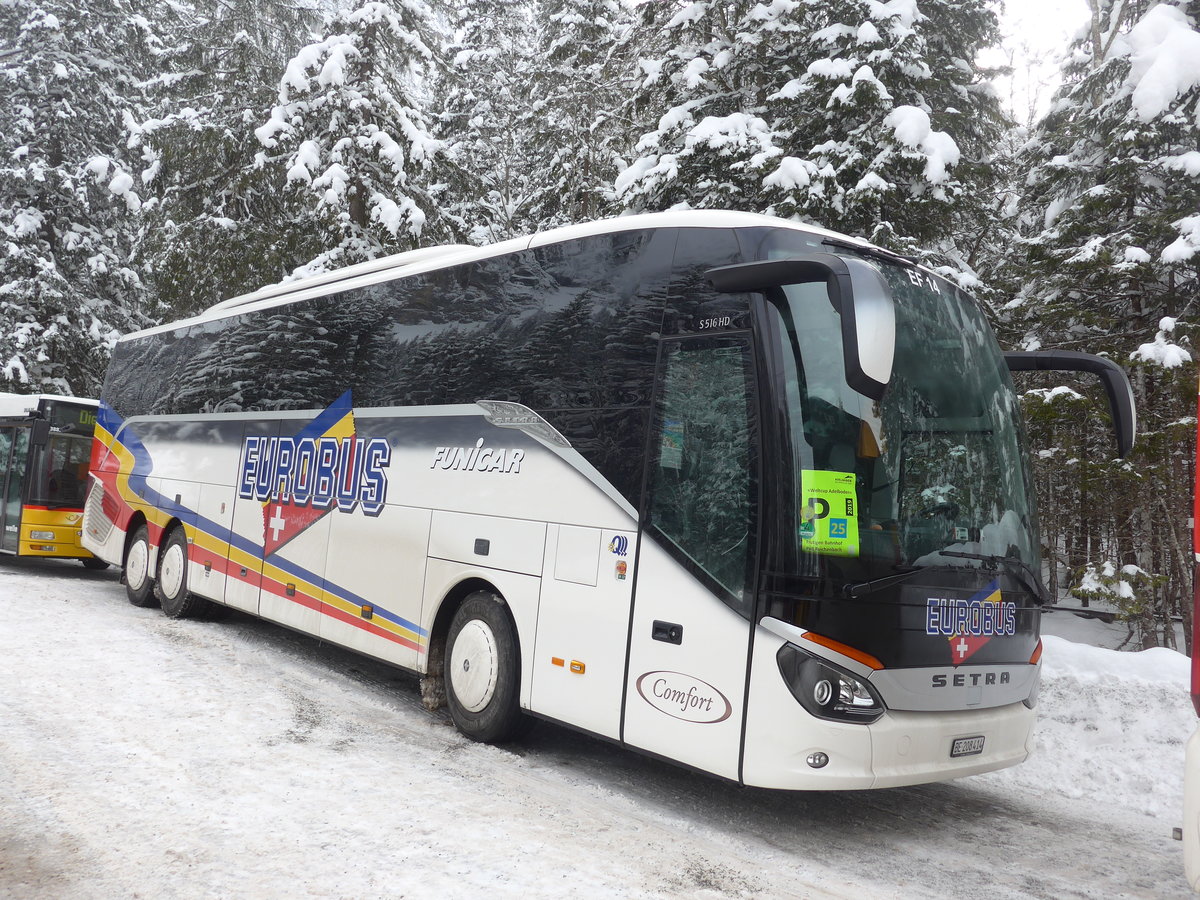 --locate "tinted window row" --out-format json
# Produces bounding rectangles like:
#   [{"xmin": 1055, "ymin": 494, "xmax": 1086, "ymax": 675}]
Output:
[{"xmin": 104, "ymin": 227, "xmax": 761, "ymax": 505}]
